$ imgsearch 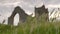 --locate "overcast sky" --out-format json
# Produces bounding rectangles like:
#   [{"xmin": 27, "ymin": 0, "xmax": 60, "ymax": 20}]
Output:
[{"xmin": 0, "ymin": 0, "xmax": 60, "ymax": 25}]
